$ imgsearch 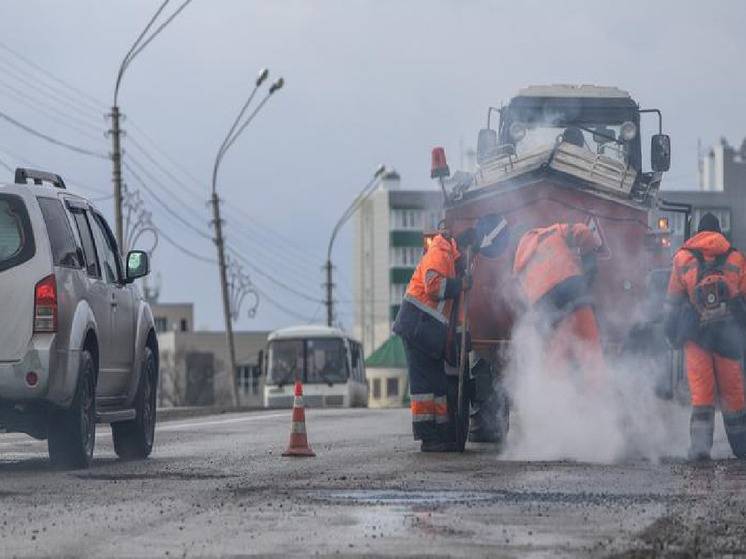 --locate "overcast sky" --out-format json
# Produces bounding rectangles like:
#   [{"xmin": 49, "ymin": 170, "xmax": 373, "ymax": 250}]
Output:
[{"xmin": 2, "ymin": 0, "xmax": 745, "ymax": 333}]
